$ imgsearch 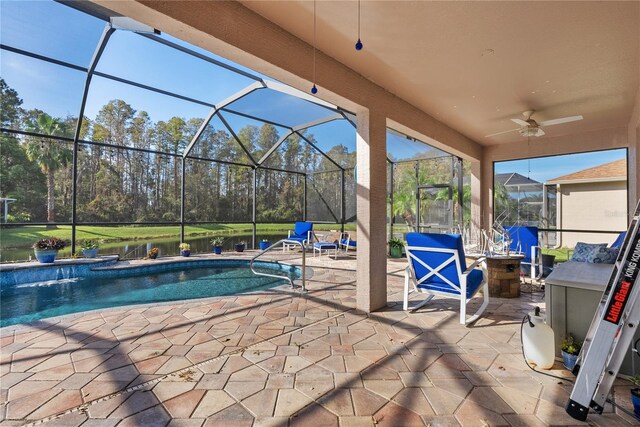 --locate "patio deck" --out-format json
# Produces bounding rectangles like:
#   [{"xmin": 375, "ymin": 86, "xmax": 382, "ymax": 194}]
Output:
[{"xmin": 0, "ymin": 253, "xmax": 636, "ymax": 427}]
